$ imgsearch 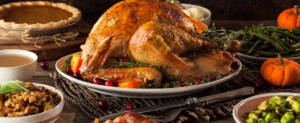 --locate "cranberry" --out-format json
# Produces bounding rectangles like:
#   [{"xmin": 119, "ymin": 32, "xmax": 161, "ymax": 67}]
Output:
[
  {"xmin": 73, "ymin": 71, "xmax": 82, "ymax": 79},
  {"xmin": 195, "ymin": 78, "xmax": 202, "ymax": 83},
  {"xmin": 40, "ymin": 62, "xmax": 49, "ymax": 70},
  {"xmin": 119, "ymin": 57, "xmax": 129, "ymax": 62},
  {"xmin": 98, "ymin": 100, "xmax": 107, "ymax": 109},
  {"xmin": 254, "ymin": 80, "xmax": 263, "ymax": 87},
  {"xmin": 105, "ymin": 80, "xmax": 113, "ymax": 86},
  {"xmin": 125, "ymin": 104, "xmax": 133, "ymax": 110},
  {"xmin": 66, "ymin": 68, "xmax": 73, "ymax": 74},
  {"xmin": 93, "ymin": 78, "xmax": 103, "ymax": 85}
]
